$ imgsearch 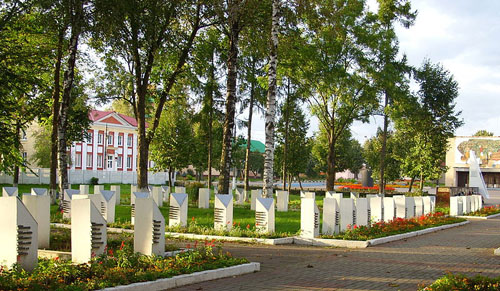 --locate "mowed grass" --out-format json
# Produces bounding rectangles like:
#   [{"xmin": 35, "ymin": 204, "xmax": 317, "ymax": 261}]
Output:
[{"xmin": 3, "ymin": 183, "xmax": 303, "ymax": 235}]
